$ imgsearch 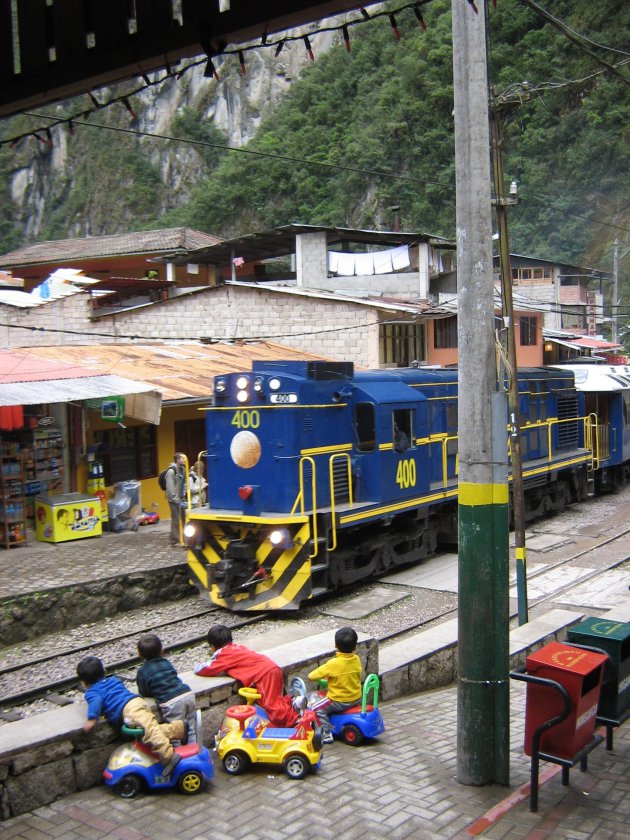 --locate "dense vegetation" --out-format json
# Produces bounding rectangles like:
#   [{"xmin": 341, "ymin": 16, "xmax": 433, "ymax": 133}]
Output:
[{"xmin": 0, "ymin": 0, "xmax": 628, "ymax": 279}]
